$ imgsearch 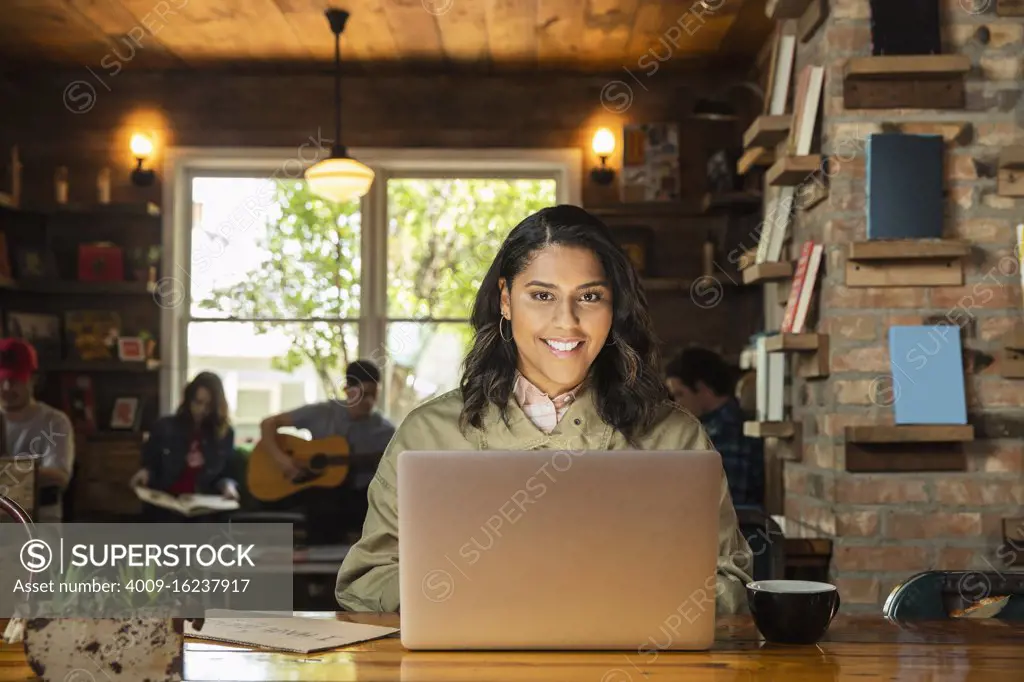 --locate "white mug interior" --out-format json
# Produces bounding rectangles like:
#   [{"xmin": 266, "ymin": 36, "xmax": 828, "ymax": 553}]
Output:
[{"xmin": 747, "ymin": 580, "xmax": 837, "ymax": 594}]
